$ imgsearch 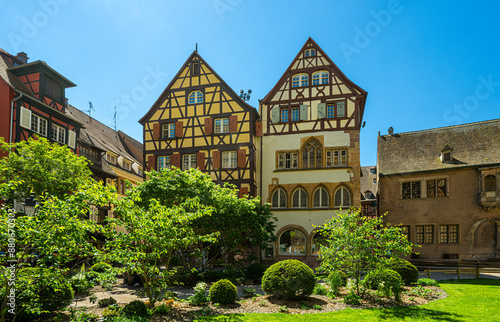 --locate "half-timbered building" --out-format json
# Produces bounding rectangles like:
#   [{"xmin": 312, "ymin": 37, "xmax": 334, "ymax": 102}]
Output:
[
  {"xmin": 139, "ymin": 51, "xmax": 259, "ymax": 197},
  {"xmin": 259, "ymin": 38, "xmax": 367, "ymax": 264}
]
